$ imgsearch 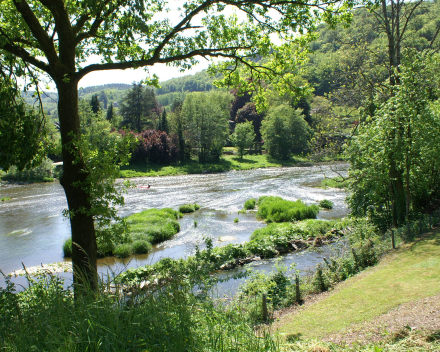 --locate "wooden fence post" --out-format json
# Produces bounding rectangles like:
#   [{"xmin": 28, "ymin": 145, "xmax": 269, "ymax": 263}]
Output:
[
  {"xmin": 295, "ymin": 274, "xmax": 301, "ymax": 304},
  {"xmin": 262, "ymin": 294, "xmax": 268, "ymax": 321},
  {"xmin": 391, "ymin": 230, "xmax": 395, "ymax": 249}
]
